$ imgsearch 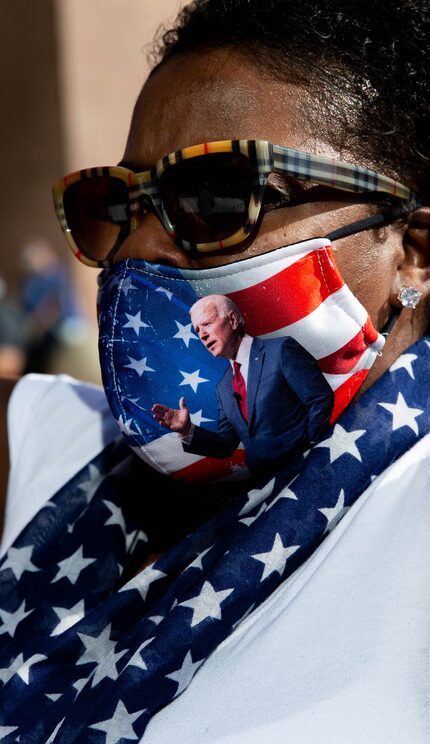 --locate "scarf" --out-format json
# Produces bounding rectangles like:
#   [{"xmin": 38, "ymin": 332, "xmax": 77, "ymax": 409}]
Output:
[{"xmin": 0, "ymin": 337, "xmax": 429, "ymax": 743}]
